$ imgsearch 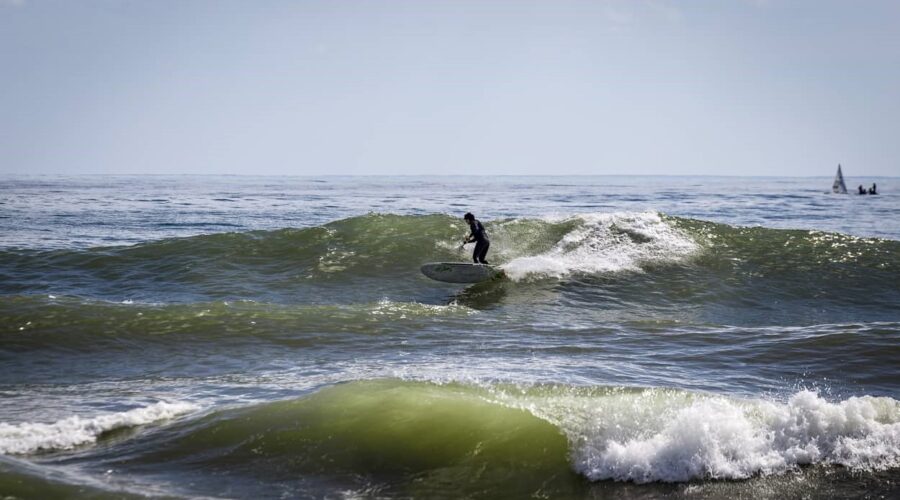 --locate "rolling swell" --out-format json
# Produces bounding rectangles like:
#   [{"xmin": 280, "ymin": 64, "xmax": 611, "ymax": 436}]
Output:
[
  {"xmin": 1, "ymin": 212, "xmax": 898, "ymax": 333},
  {"xmin": 1, "ymin": 211, "xmax": 897, "ymax": 297}
]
